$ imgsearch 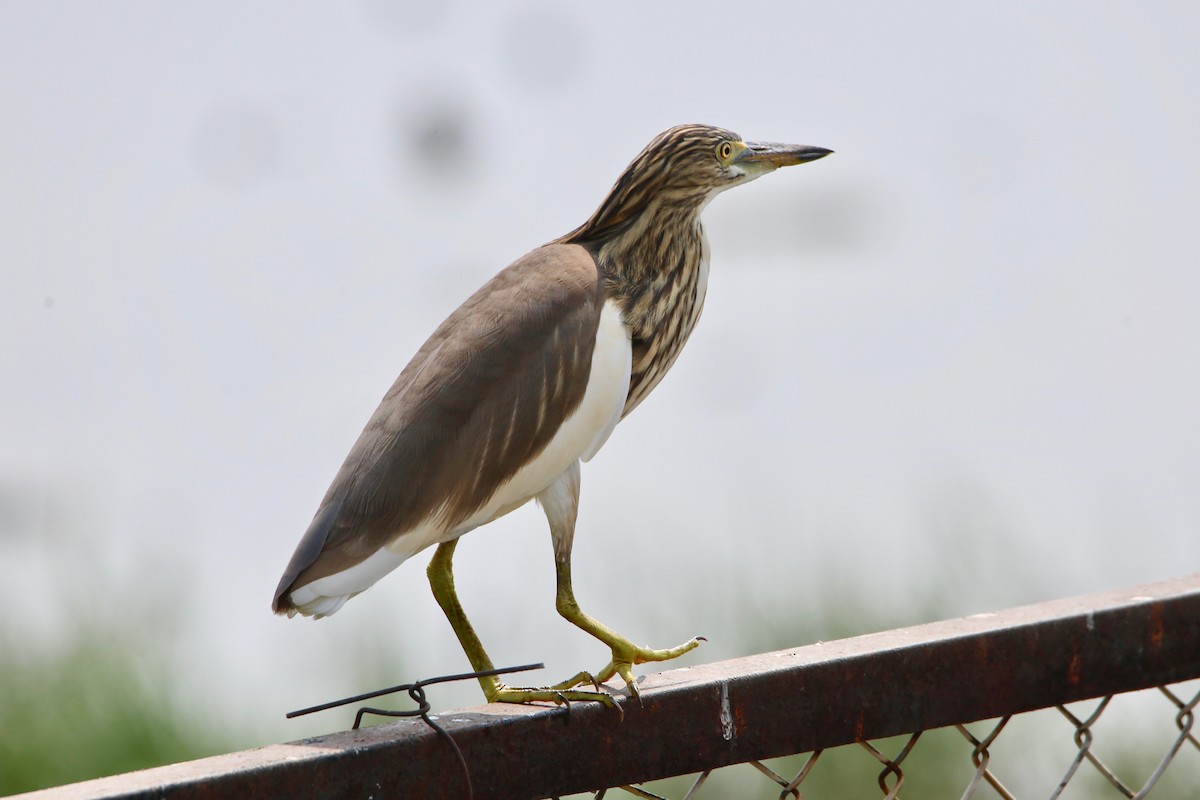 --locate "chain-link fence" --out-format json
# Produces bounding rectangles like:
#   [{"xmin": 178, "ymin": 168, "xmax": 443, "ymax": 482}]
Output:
[
  {"xmin": 17, "ymin": 575, "xmax": 1200, "ymax": 800},
  {"xmin": 569, "ymin": 681, "xmax": 1199, "ymax": 799}
]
